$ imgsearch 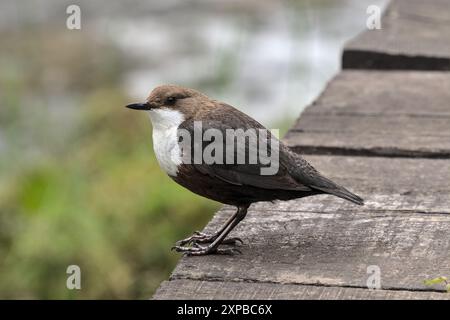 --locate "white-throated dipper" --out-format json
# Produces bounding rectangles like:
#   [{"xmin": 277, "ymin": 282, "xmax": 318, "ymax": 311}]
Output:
[{"xmin": 126, "ymin": 85, "xmax": 363, "ymax": 256}]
